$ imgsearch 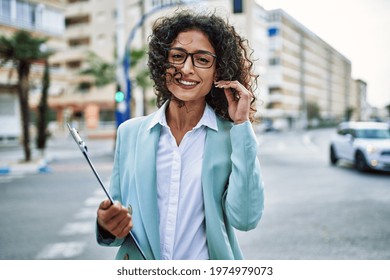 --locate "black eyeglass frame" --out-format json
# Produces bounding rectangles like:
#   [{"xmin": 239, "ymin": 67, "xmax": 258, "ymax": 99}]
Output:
[{"xmin": 166, "ymin": 47, "xmax": 217, "ymax": 69}]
